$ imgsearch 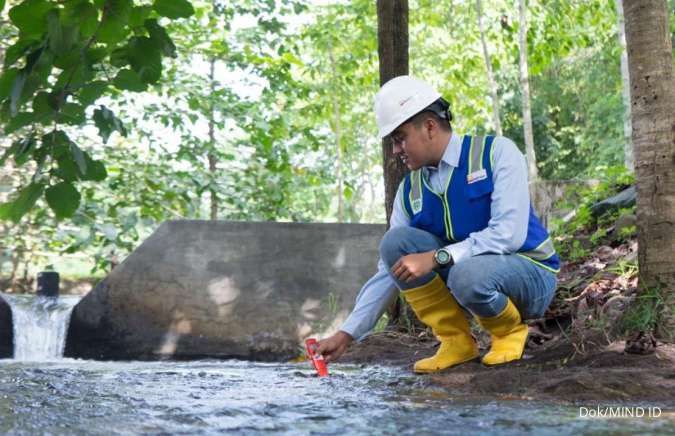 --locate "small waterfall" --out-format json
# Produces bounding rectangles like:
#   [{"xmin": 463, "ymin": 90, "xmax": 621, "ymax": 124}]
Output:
[{"xmin": 2, "ymin": 293, "xmax": 80, "ymax": 361}]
